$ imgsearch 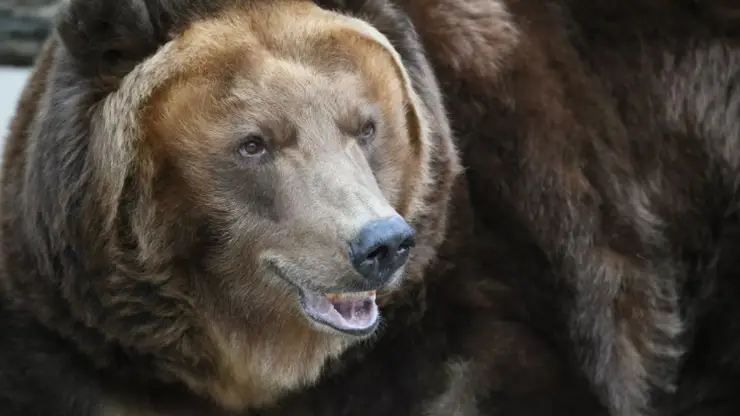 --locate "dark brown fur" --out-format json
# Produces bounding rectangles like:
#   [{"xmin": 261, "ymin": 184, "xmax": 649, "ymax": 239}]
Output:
[
  {"xmin": 261, "ymin": 0, "xmax": 740, "ymax": 415},
  {"xmin": 3, "ymin": 0, "xmax": 740, "ymax": 416}
]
